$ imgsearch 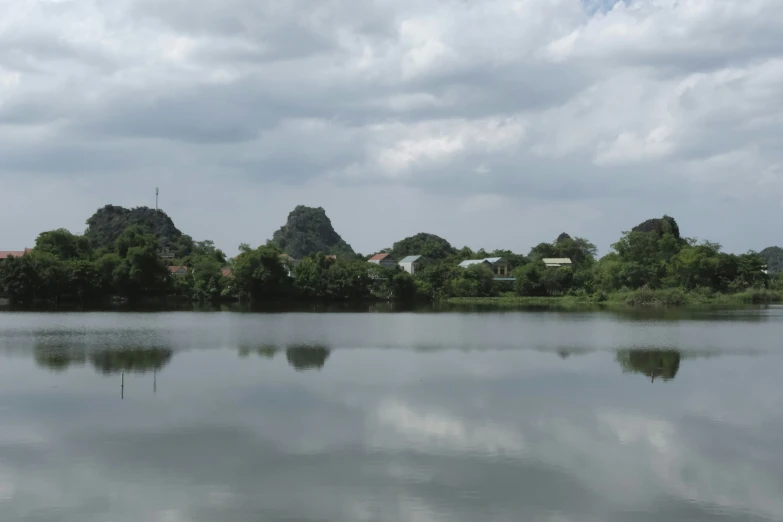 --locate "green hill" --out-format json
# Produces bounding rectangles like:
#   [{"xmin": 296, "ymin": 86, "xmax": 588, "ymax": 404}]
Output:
[
  {"xmin": 632, "ymin": 215, "xmax": 682, "ymax": 240},
  {"xmin": 390, "ymin": 233, "xmax": 456, "ymax": 261},
  {"xmin": 85, "ymin": 205, "xmax": 194, "ymax": 255},
  {"xmin": 271, "ymin": 206, "xmax": 355, "ymax": 259},
  {"xmin": 759, "ymin": 246, "xmax": 783, "ymax": 274}
]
